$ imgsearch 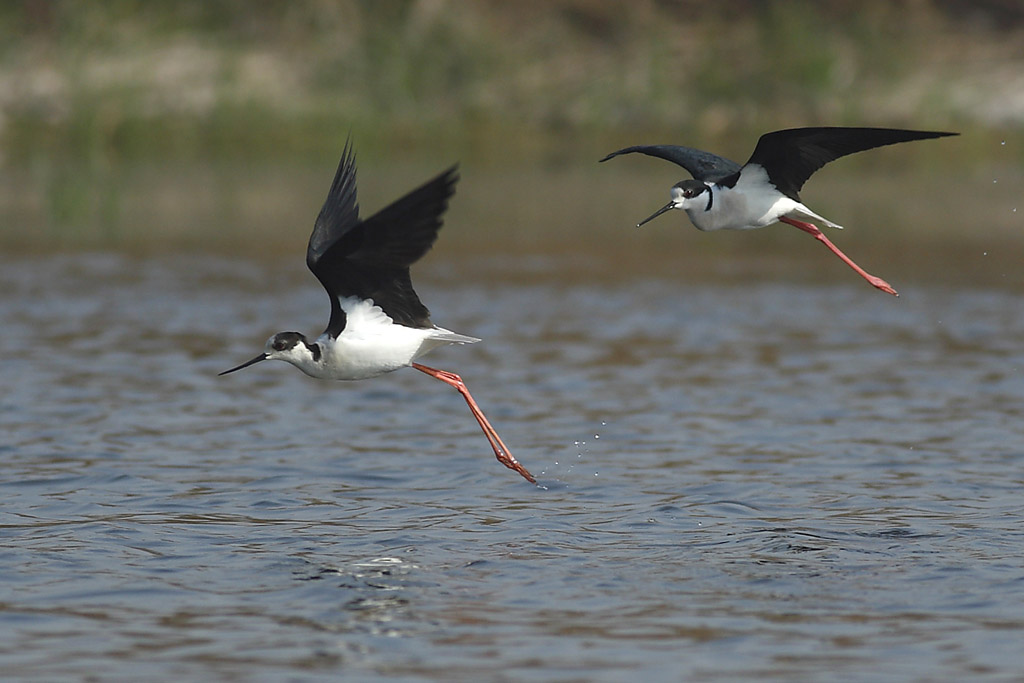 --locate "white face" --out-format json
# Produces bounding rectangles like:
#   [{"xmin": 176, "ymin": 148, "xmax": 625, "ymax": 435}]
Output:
[
  {"xmin": 670, "ymin": 182, "xmax": 709, "ymax": 210},
  {"xmin": 263, "ymin": 332, "xmax": 314, "ymax": 366},
  {"xmin": 669, "ymin": 185, "xmax": 687, "ymax": 208},
  {"xmin": 220, "ymin": 331, "xmax": 317, "ymax": 378}
]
